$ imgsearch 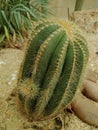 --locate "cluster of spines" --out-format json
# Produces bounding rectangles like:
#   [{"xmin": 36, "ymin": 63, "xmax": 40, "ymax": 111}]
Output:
[{"xmin": 17, "ymin": 20, "xmax": 89, "ymax": 121}]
